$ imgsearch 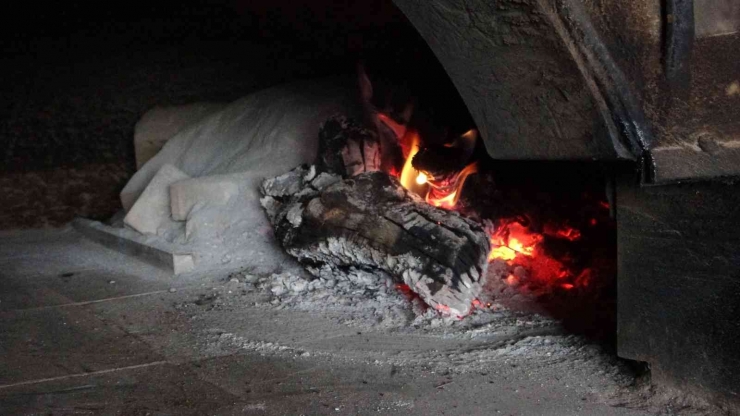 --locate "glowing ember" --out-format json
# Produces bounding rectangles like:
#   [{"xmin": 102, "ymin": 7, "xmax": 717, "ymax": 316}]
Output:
[
  {"xmin": 487, "ymin": 219, "xmax": 593, "ymax": 292},
  {"xmin": 435, "ymin": 304, "xmax": 451, "ymax": 314},
  {"xmin": 489, "ymin": 246, "xmax": 517, "ymax": 261},
  {"xmin": 385, "ymin": 122, "xmax": 600, "ymax": 306},
  {"xmin": 555, "ymin": 227, "xmax": 581, "ymax": 241},
  {"xmin": 508, "ymin": 237, "xmax": 535, "ymax": 255},
  {"xmin": 394, "ymin": 283, "xmax": 426, "ymax": 305},
  {"xmin": 544, "ymin": 223, "xmax": 581, "ymax": 241},
  {"xmin": 488, "ymin": 221, "xmax": 542, "ymax": 261}
]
